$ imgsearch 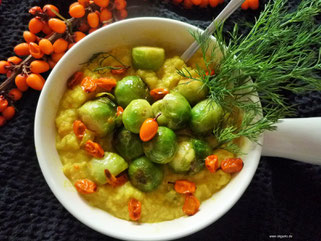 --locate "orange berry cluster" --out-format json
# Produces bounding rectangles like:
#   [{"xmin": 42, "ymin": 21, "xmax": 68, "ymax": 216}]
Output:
[
  {"xmin": 172, "ymin": 0, "xmax": 224, "ymax": 9},
  {"xmin": 0, "ymin": 0, "xmax": 128, "ymax": 127},
  {"xmin": 172, "ymin": 0, "xmax": 259, "ymax": 9}
]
